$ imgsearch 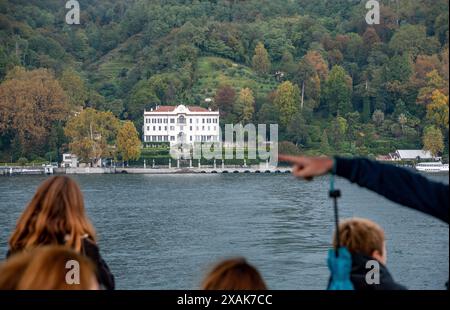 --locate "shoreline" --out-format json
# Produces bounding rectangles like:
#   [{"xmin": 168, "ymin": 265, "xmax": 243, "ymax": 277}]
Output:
[
  {"xmin": 1, "ymin": 166, "xmax": 448, "ymax": 177},
  {"xmin": 0, "ymin": 166, "xmax": 293, "ymax": 176}
]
